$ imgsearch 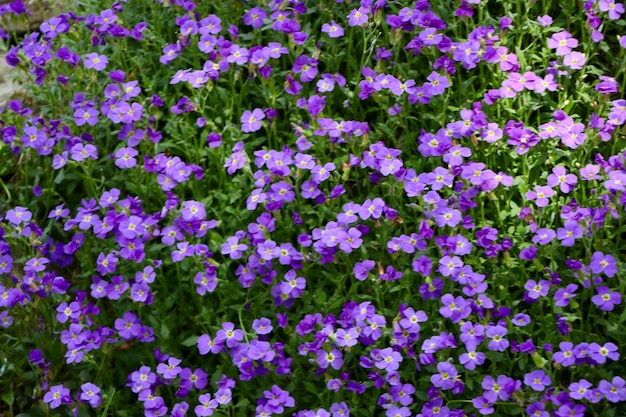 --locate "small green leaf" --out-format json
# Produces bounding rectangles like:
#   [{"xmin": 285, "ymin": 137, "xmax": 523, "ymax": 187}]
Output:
[
  {"xmin": 160, "ymin": 323, "xmax": 170, "ymax": 339},
  {"xmin": 2, "ymin": 389, "xmax": 14, "ymax": 405},
  {"xmin": 181, "ymin": 335, "xmax": 199, "ymax": 347}
]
